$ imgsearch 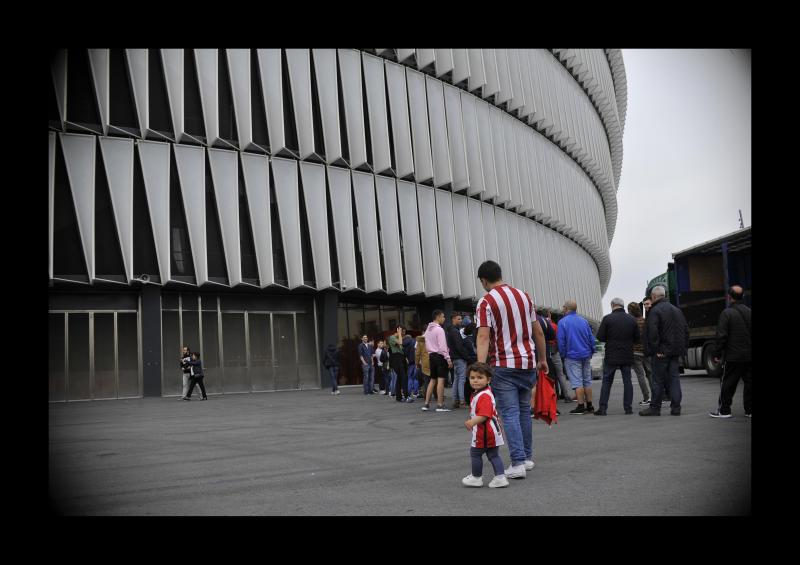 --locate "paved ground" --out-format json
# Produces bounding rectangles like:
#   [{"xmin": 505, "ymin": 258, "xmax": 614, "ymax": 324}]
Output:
[{"xmin": 49, "ymin": 370, "xmax": 751, "ymax": 515}]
